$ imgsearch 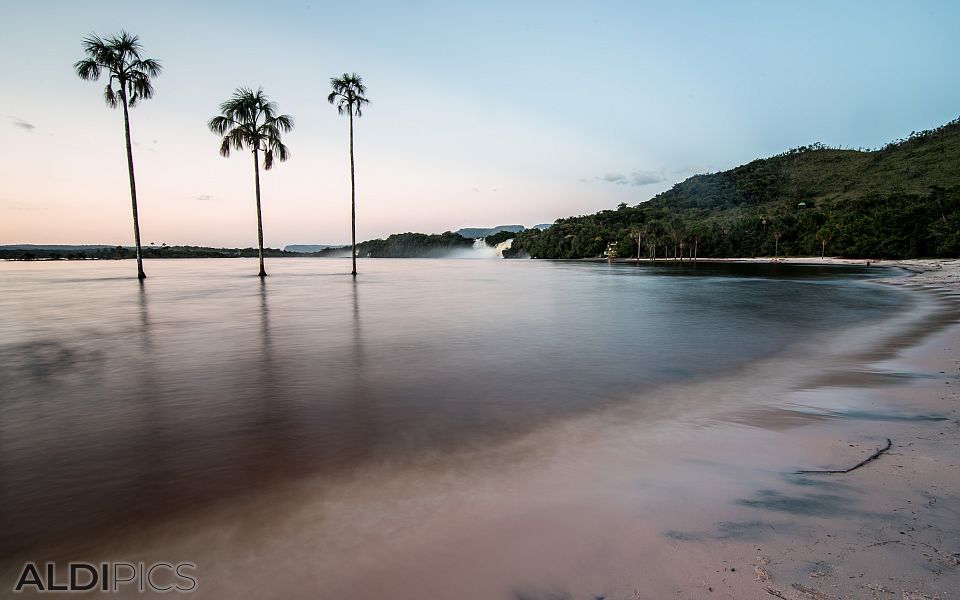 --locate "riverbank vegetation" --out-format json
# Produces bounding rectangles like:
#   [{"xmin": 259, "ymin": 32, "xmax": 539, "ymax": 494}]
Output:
[{"xmin": 507, "ymin": 118, "xmax": 960, "ymax": 260}]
